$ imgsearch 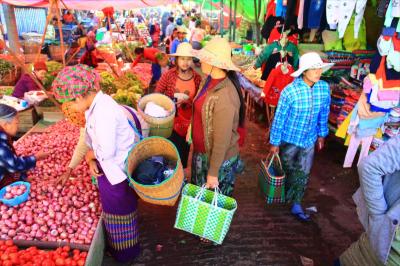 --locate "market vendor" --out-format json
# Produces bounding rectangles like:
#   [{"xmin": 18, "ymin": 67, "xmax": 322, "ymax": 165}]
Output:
[
  {"xmin": 0, "ymin": 104, "xmax": 49, "ymax": 188},
  {"xmin": 131, "ymin": 47, "xmax": 166, "ymax": 88},
  {"xmin": 52, "ymin": 64, "xmax": 140, "ymax": 263},
  {"xmin": 12, "ymin": 61, "xmax": 47, "ymax": 99},
  {"xmin": 79, "ymin": 31, "xmax": 98, "ymax": 68},
  {"xmin": 155, "ymin": 43, "xmax": 202, "ymax": 173},
  {"xmin": 269, "ymin": 52, "xmax": 333, "ymax": 222}
]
